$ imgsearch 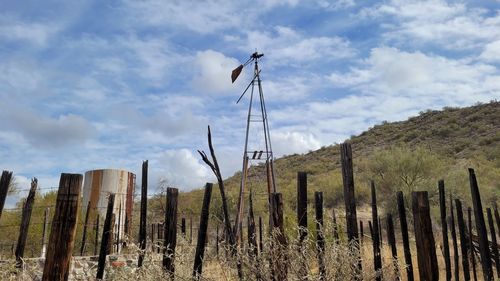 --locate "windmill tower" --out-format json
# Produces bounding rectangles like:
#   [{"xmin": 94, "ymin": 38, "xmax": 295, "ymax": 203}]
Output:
[{"xmin": 231, "ymin": 52, "xmax": 277, "ymax": 240}]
